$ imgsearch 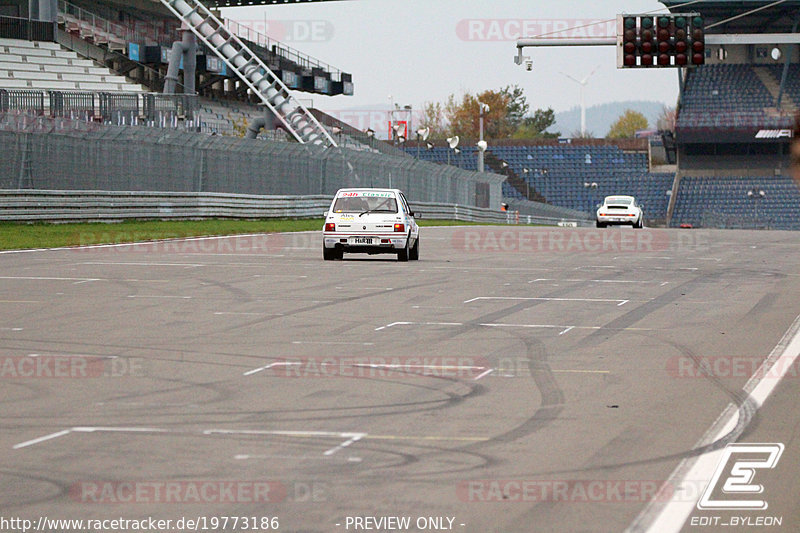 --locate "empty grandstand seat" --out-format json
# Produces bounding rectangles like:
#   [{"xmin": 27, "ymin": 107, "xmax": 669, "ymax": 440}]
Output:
[{"xmin": 0, "ymin": 38, "xmax": 145, "ymax": 93}]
